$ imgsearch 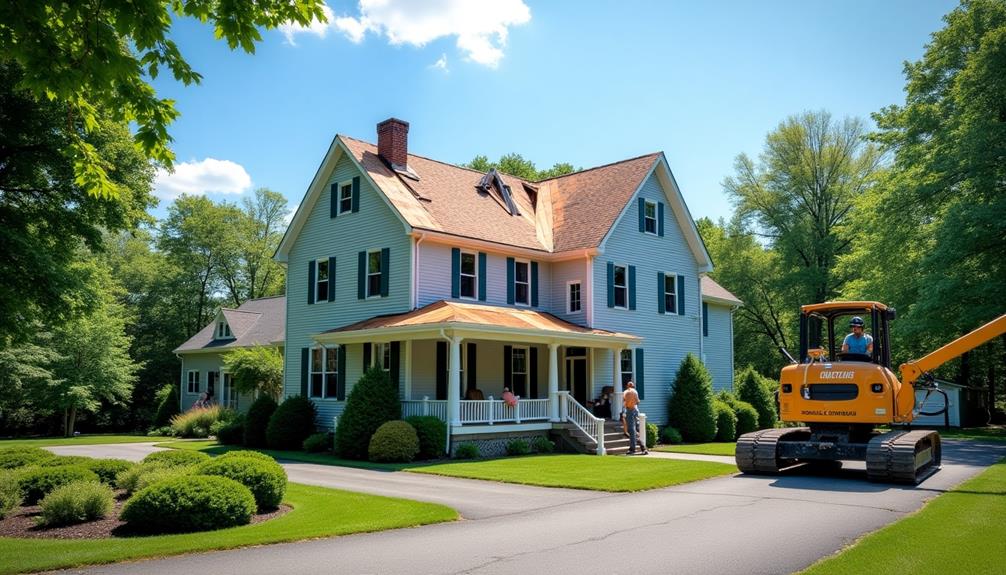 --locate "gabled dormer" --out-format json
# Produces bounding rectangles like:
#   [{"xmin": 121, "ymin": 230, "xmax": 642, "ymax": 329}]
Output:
[{"xmin": 213, "ymin": 310, "xmax": 235, "ymax": 341}]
